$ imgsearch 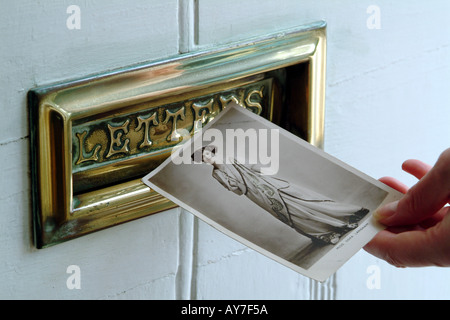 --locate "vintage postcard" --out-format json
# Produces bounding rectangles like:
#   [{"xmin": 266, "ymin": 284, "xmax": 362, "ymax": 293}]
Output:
[{"xmin": 142, "ymin": 103, "xmax": 403, "ymax": 282}]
